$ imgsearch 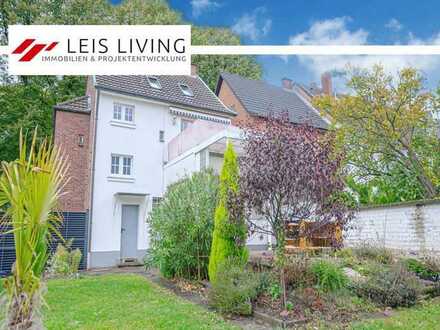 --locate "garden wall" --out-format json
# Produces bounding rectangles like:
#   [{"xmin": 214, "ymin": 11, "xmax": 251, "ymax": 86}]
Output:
[{"xmin": 345, "ymin": 199, "xmax": 440, "ymax": 253}]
